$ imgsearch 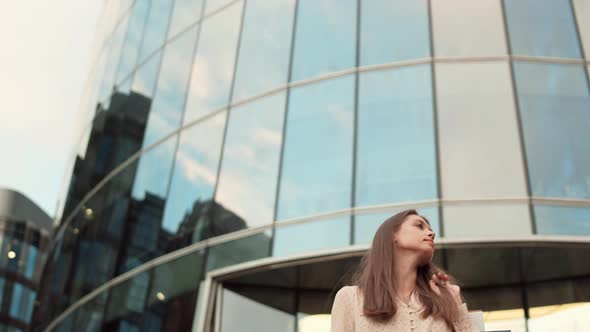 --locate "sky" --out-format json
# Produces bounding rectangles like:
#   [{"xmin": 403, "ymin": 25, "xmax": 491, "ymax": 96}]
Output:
[{"xmin": 0, "ymin": 0, "xmax": 103, "ymax": 218}]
